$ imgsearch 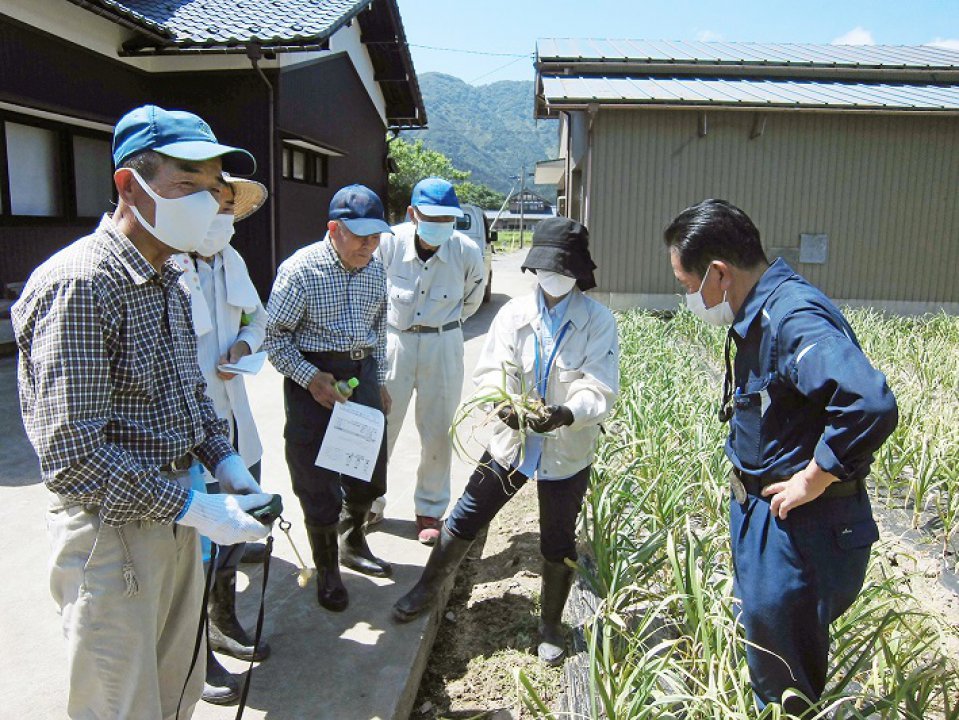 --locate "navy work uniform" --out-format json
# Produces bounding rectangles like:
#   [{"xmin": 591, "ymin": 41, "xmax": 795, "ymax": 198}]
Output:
[{"xmin": 722, "ymin": 258, "xmax": 898, "ymax": 711}]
